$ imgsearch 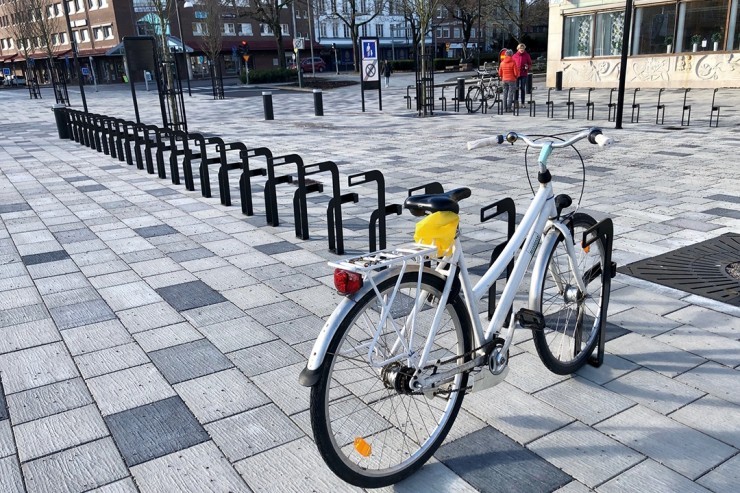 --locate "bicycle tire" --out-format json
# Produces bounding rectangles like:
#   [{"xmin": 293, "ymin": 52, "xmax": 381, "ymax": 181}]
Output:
[
  {"xmin": 310, "ymin": 271, "xmax": 472, "ymax": 488},
  {"xmin": 466, "ymin": 86, "xmax": 483, "ymax": 113},
  {"xmin": 531, "ymin": 213, "xmax": 606, "ymax": 375}
]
